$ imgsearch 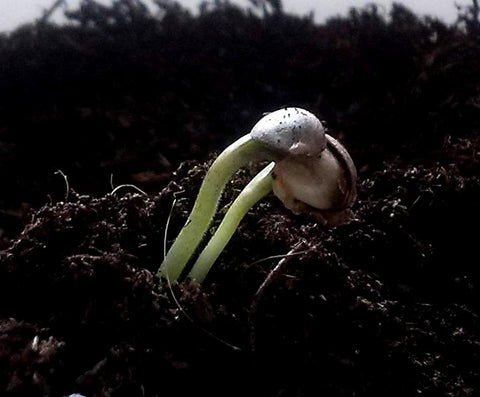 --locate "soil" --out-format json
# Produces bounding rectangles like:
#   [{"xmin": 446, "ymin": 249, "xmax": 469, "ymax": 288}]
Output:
[
  {"xmin": 1, "ymin": 138, "xmax": 480, "ymax": 396},
  {"xmin": 1, "ymin": 1, "xmax": 480, "ymax": 396}
]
